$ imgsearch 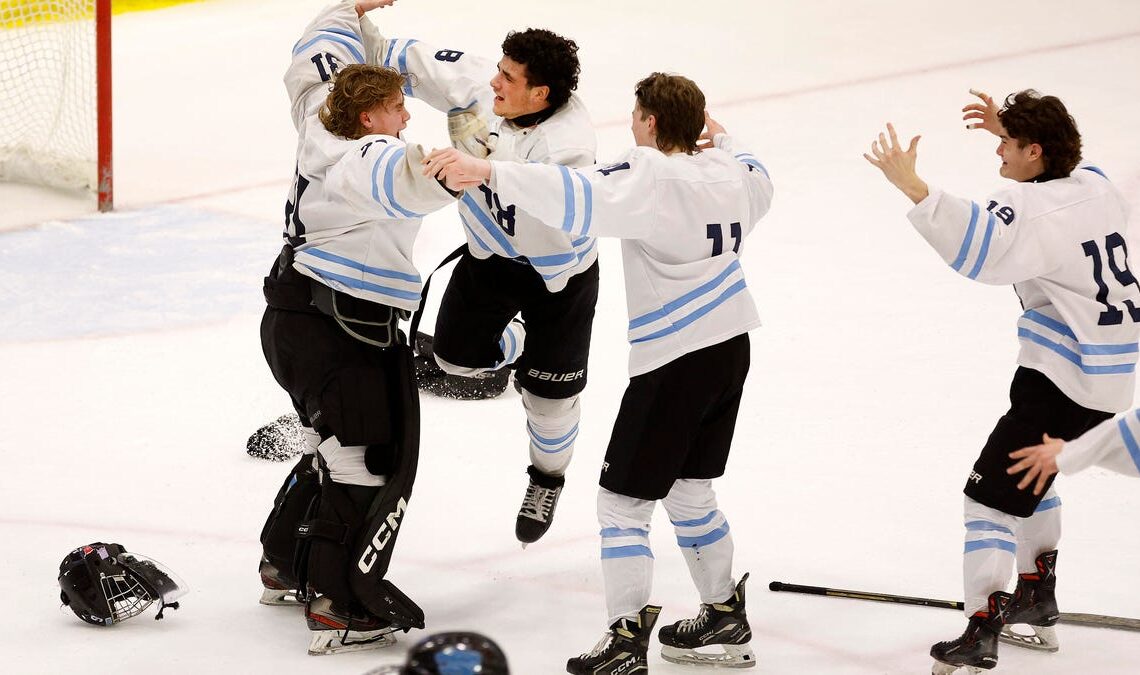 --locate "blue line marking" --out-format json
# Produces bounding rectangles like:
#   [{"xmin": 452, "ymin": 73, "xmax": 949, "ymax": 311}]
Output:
[
  {"xmin": 670, "ymin": 510, "xmax": 719, "ymax": 528},
  {"xmin": 558, "ymin": 165, "xmax": 577, "ymax": 233},
  {"xmin": 965, "ymin": 520, "xmax": 1014, "ymax": 536},
  {"xmin": 303, "ymin": 248, "xmax": 420, "ymax": 282},
  {"xmin": 967, "ymin": 213, "xmax": 996, "ymax": 279},
  {"xmin": 383, "ymin": 149, "xmax": 422, "ymax": 218},
  {"xmin": 527, "ymin": 422, "xmax": 579, "ymax": 446},
  {"xmin": 964, "ymin": 539, "xmax": 1017, "ymax": 554},
  {"xmin": 1121, "ymin": 416, "xmax": 1140, "ymax": 472},
  {"xmin": 398, "ymin": 39, "xmax": 418, "ymax": 95},
  {"xmin": 629, "ymin": 261, "xmax": 741, "ymax": 330},
  {"xmin": 600, "ymin": 527, "xmax": 648, "ymax": 539},
  {"xmin": 1035, "ymin": 496, "xmax": 1062, "ymax": 513},
  {"xmin": 631, "ymin": 279, "xmax": 747, "ymax": 344},
  {"xmin": 1017, "ymin": 328, "xmax": 1136, "ymax": 374},
  {"xmin": 676, "ymin": 523, "xmax": 730, "ymax": 548},
  {"xmin": 301, "ymin": 266, "xmax": 420, "ymax": 302},
  {"xmin": 1022, "ymin": 310, "xmax": 1078, "ymax": 340},
  {"xmin": 576, "ymin": 171, "xmax": 593, "ymax": 237},
  {"xmin": 293, "ymin": 35, "xmax": 363, "ymax": 64}
]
